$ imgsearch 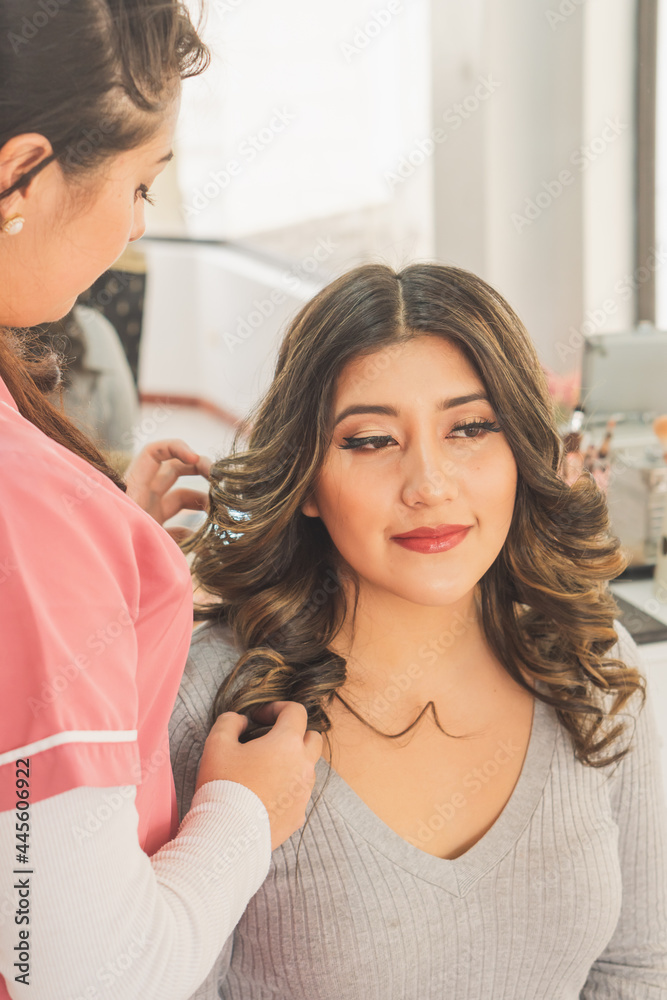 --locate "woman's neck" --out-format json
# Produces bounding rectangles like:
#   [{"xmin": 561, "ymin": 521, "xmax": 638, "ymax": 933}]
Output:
[{"xmin": 328, "ymin": 584, "xmax": 508, "ymax": 728}]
